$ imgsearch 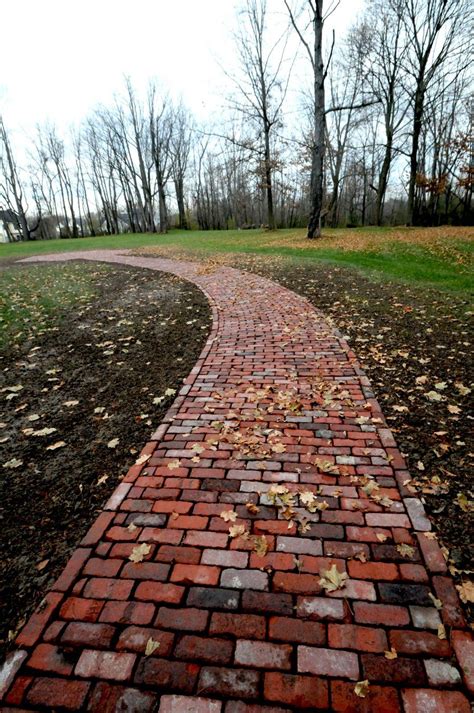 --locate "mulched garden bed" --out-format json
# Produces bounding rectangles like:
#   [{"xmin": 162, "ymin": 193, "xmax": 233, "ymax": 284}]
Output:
[{"xmin": 0, "ymin": 262, "xmax": 211, "ymax": 662}]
